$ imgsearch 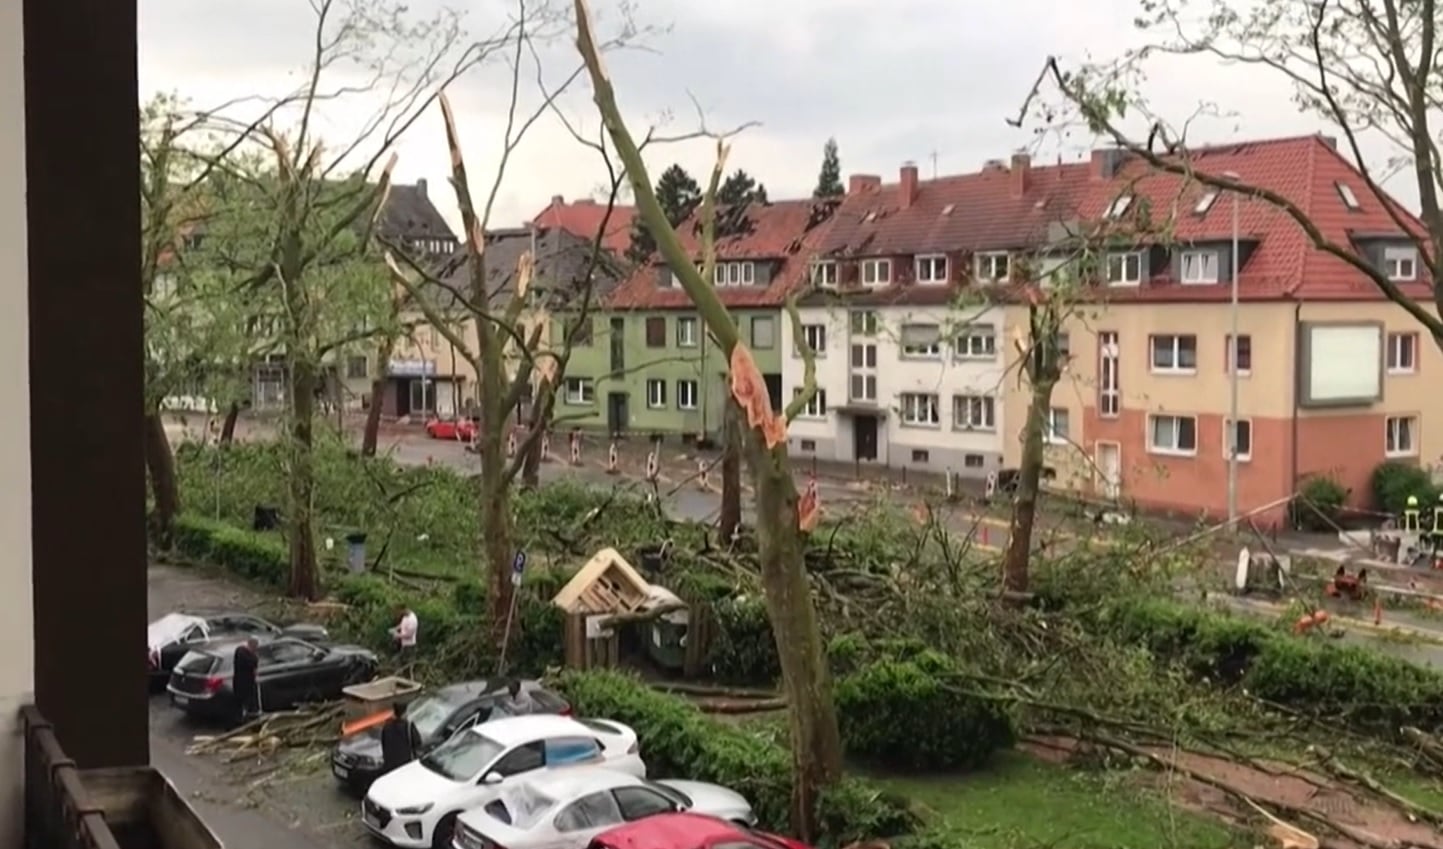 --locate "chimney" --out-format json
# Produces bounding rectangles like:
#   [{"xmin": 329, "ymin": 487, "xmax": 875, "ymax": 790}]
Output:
[
  {"xmin": 900, "ymin": 162, "xmax": 919, "ymax": 209},
  {"xmin": 1319, "ymin": 135, "xmax": 1338, "ymax": 150},
  {"xmin": 416, "ymin": 178, "xmax": 427, "ymax": 197},
  {"xmin": 551, "ymin": 194, "xmax": 565, "ymax": 206},
  {"xmin": 1010, "ymin": 152, "xmax": 1030, "ymax": 197},
  {"xmin": 847, "ymin": 174, "xmax": 882, "ymax": 195},
  {"xmin": 1090, "ymin": 148, "xmax": 1127, "ymax": 180}
]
